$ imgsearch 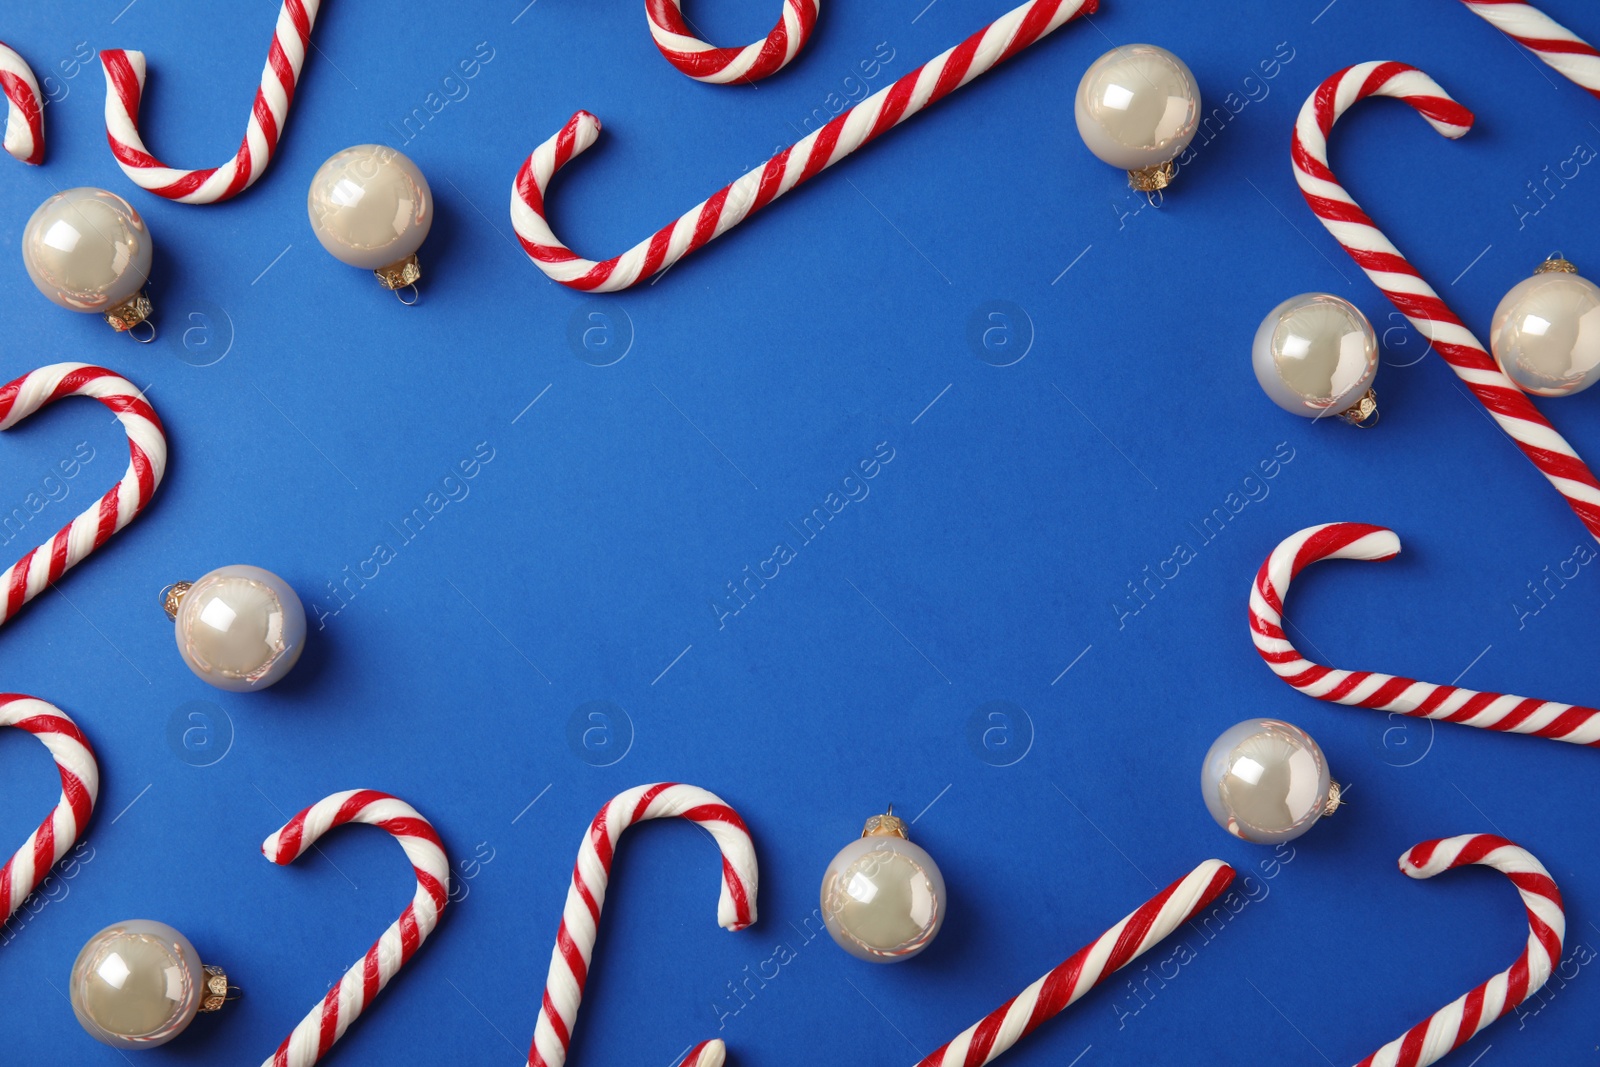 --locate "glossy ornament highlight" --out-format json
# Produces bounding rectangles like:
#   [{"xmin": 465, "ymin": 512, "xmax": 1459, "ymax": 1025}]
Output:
[
  {"xmin": 820, "ymin": 808, "xmax": 945, "ymax": 962},
  {"xmin": 1253, "ymin": 292, "xmax": 1379, "ymax": 425},
  {"xmin": 166, "ymin": 565, "xmax": 306, "ymax": 691},
  {"xmin": 1075, "ymin": 44, "xmax": 1201, "ymax": 195},
  {"xmin": 1202, "ymin": 718, "xmax": 1339, "ymax": 844},
  {"xmin": 70, "ymin": 920, "xmax": 229, "ymax": 1049},
  {"xmin": 22, "ymin": 188, "xmax": 155, "ymax": 338},
  {"xmin": 1490, "ymin": 256, "xmax": 1600, "ymax": 397},
  {"xmin": 308, "ymin": 144, "xmax": 433, "ymax": 302}
]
